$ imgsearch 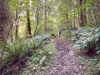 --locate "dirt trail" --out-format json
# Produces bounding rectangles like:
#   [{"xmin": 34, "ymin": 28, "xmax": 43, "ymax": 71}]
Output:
[{"xmin": 44, "ymin": 38, "xmax": 85, "ymax": 75}]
